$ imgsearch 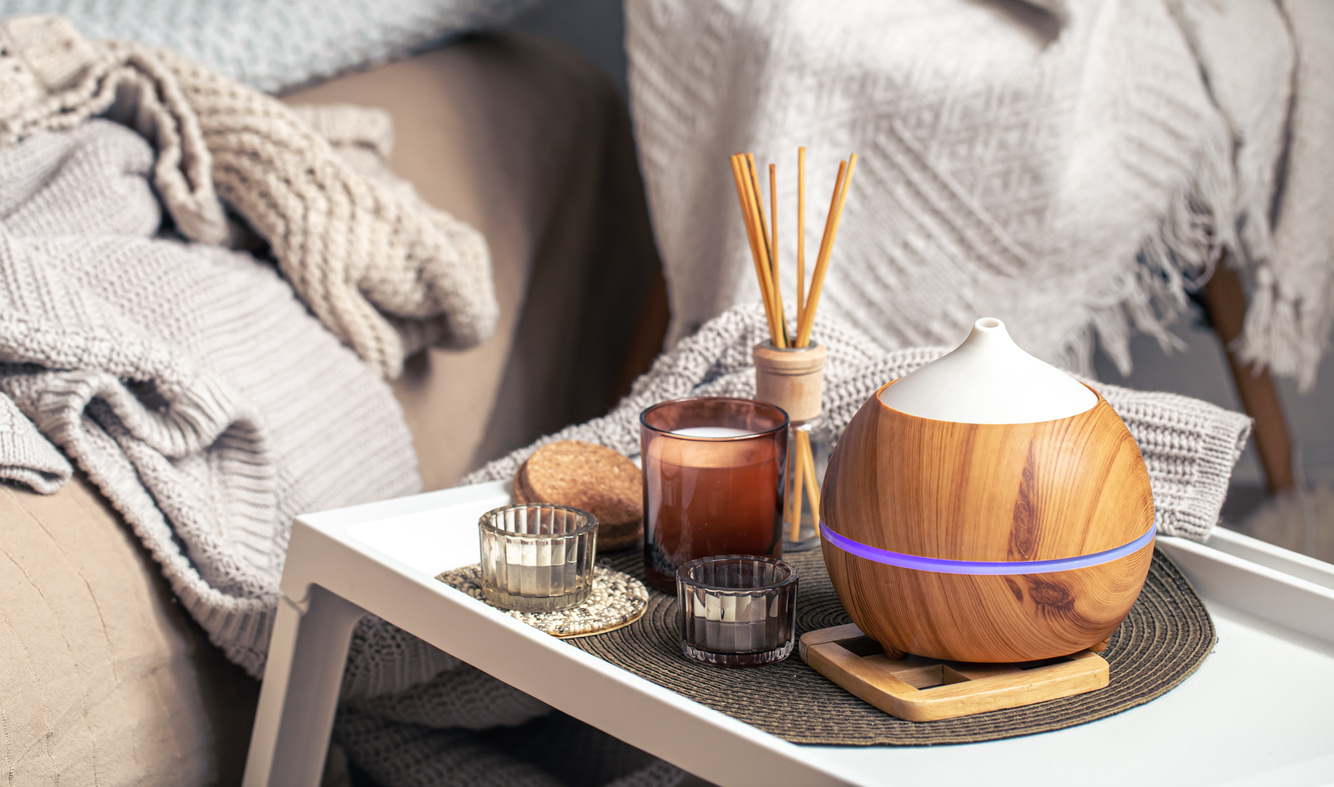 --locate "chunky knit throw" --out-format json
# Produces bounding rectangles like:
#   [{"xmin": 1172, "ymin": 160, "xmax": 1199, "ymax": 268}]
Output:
[
  {"xmin": 0, "ymin": 119, "xmax": 427, "ymax": 675},
  {"xmin": 625, "ymin": 0, "xmax": 1334, "ymax": 388},
  {"xmin": 0, "ymin": 15, "xmax": 498, "ymax": 379}
]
